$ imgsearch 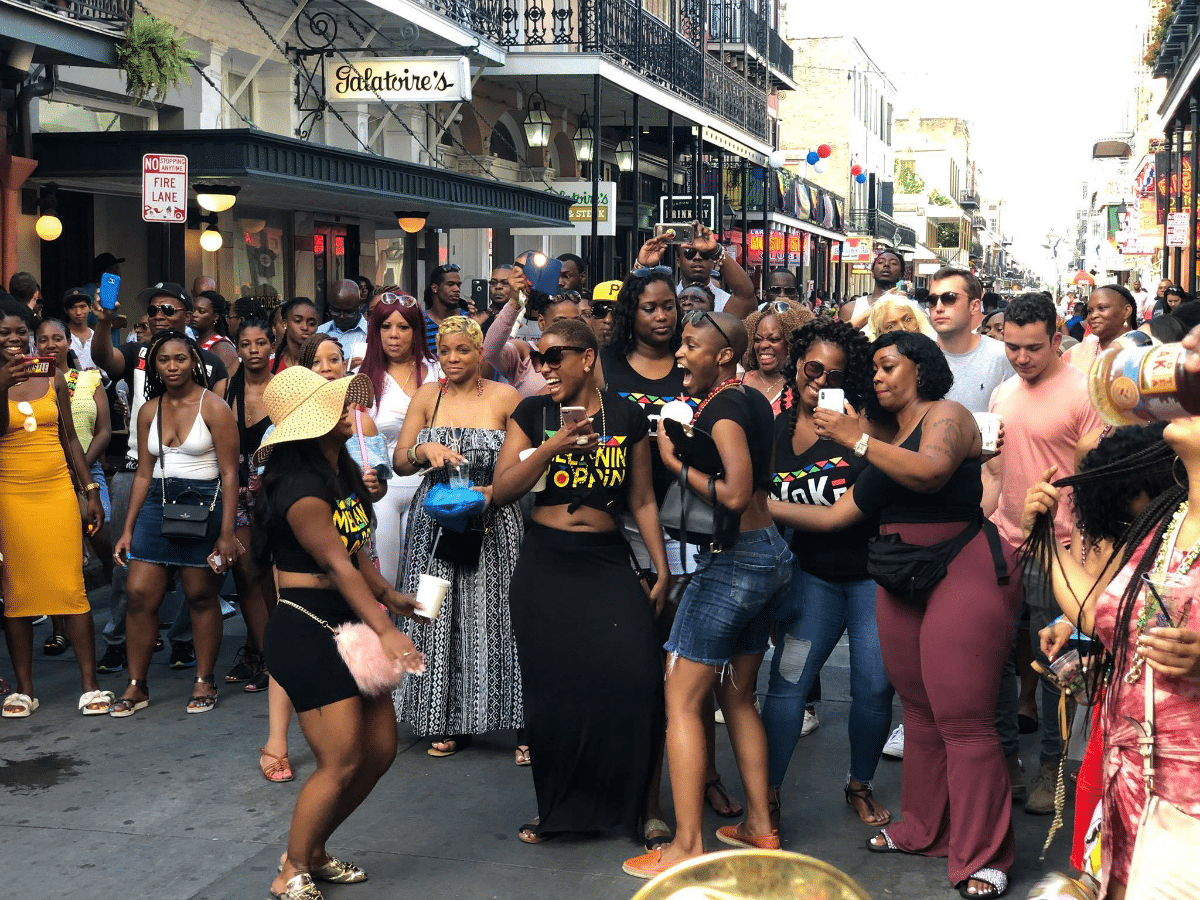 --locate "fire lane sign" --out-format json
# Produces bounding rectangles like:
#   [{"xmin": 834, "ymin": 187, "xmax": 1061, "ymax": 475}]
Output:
[{"xmin": 142, "ymin": 153, "xmax": 188, "ymax": 223}]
